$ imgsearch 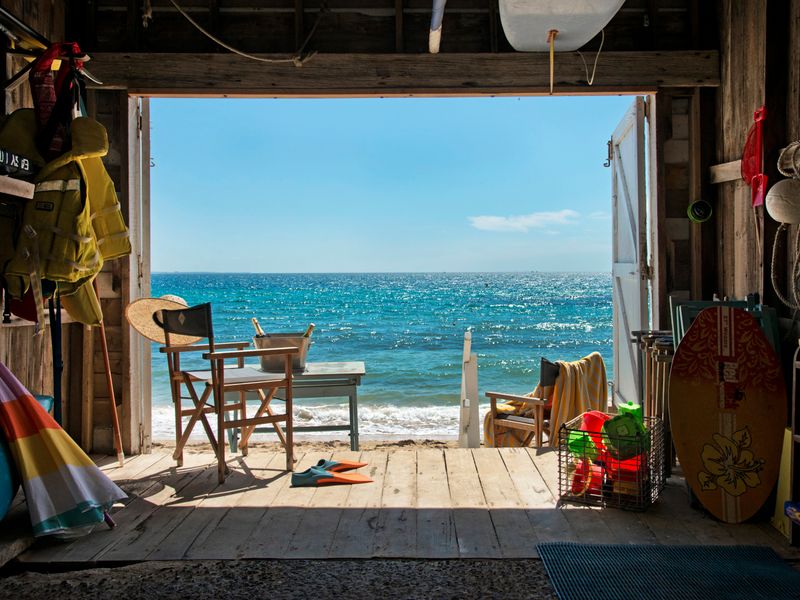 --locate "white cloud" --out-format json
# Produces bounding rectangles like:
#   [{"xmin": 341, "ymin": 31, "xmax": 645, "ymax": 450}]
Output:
[
  {"xmin": 468, "ymin": 209, "xmax": 580, "ymax": 233},
  {"xmin": 589, "ymin": 211, "xmax": 611, "ymax": 220}
]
